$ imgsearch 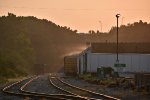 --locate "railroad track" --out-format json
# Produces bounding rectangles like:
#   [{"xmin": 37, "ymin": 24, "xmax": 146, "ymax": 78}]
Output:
[
  {"xmin": 21, "ymin": 75, "xmax": 86, "ymax": 100},
  {"xmin": 2, "ymin": 76, "xmax": 44, "ymax": 99},
  {"xmin": 2, "ymin": 74, "xmax": 121, "ymax": 100},
  {"xmin": 49, "ymin": 75, "xmax": 120, "ymax": 100},
  {"xmin": 3, "ymin": 75, "xmax": 79, "ymax": 100}
]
